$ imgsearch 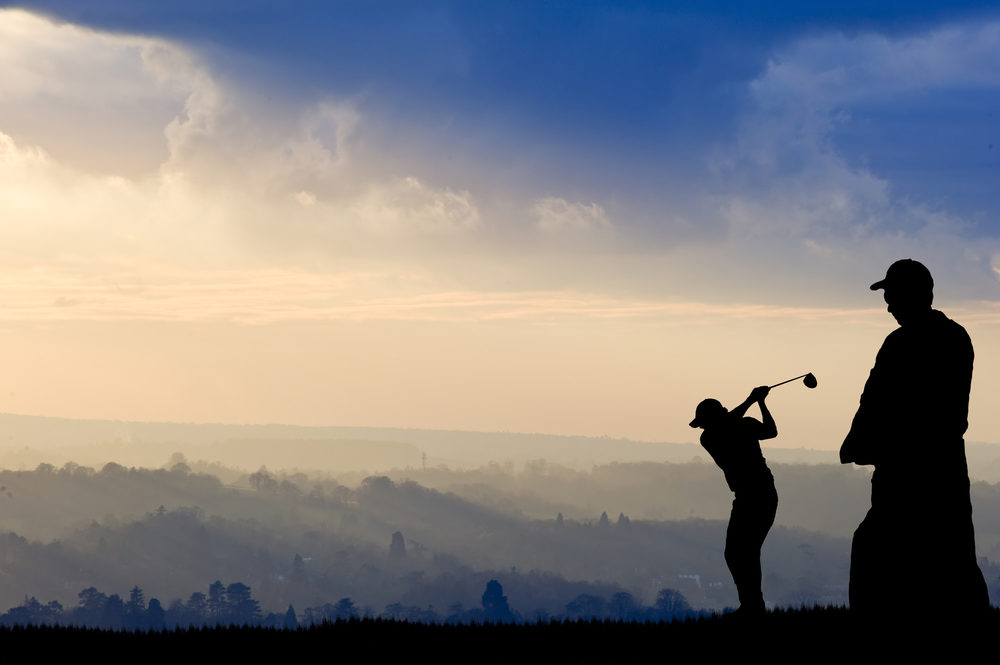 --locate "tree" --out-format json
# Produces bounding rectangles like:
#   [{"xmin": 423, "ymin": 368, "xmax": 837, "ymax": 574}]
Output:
[
  {"xmin": 284, "ymin": 604, "xmax": 298, "ymax": 630},
  {"xmin": 249, "ymin": 468, "xmax": 278, "ymax": 492},
  {"xmin": 165, "ymin": 599, "xmax": 187, "ymax": 629},
  {"xmin": 125, "ymin": 585, "xmax": 146, "ymax": 630},
  {"xmin": 146, "ymin": 598, "xmax": 165, "ymax": 631},
  {"xmin": 481, "ymin": 579, "xmax": 513, "ymax": 623},
  {"xmin": 186, "ymin": 591, "xmax": 208, "ymax": 624},
  {"xmin": 167, "ymin": 452, "xmax": 190, "ymax": 474},
  {"xmin": 332, "ymin": 597, "xmax": 358, "ymax": 620},
  {"xmin": 76, "ymin": 587, "xmax": 107, "ymax": 627},
  {"xmin": 42, "ymin": 600, "xmax": 64, "ymax": 625},
  {"xmin": 608, "ymin": 591, "xmax": 638, "ymax": 620},
  {"xmin": 226, "ymin": 582, "xmax": 261, "ymax": 625},
  {"xmin": 4, "ymin": 604, "xmax": 32, "ymax": 627},
  {"xmin": 654, "ymin": 588, "xmax": 692, "ymax": 620},
  {"xmin": 565, "ymin": 594, "xmax": 605, "ymax": 620},
  {"xmin": 101, "ymin": 594, "xmax": 125, "ymax": 629},
  {"xmin": 7, "ymin": 597, "xmax": 62, "ymax": 627},
  {"xmin": 207, "ymin": 581, "xmax": 226, "ymax": 623}
]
